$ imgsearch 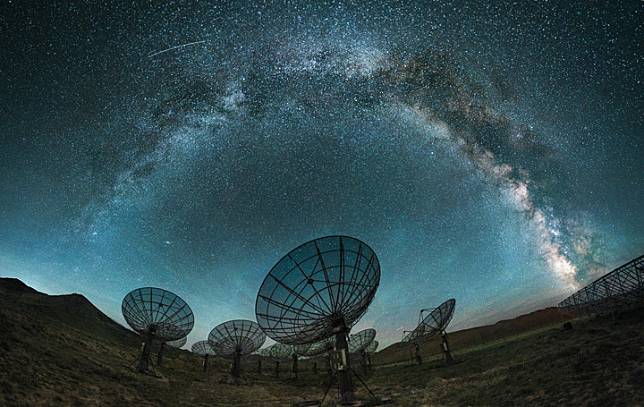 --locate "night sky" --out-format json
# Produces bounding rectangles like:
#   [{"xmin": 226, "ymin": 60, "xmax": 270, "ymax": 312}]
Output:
[{"xmin": 1, "ymin": 1, "xmax": 642, "ymax": 347}]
